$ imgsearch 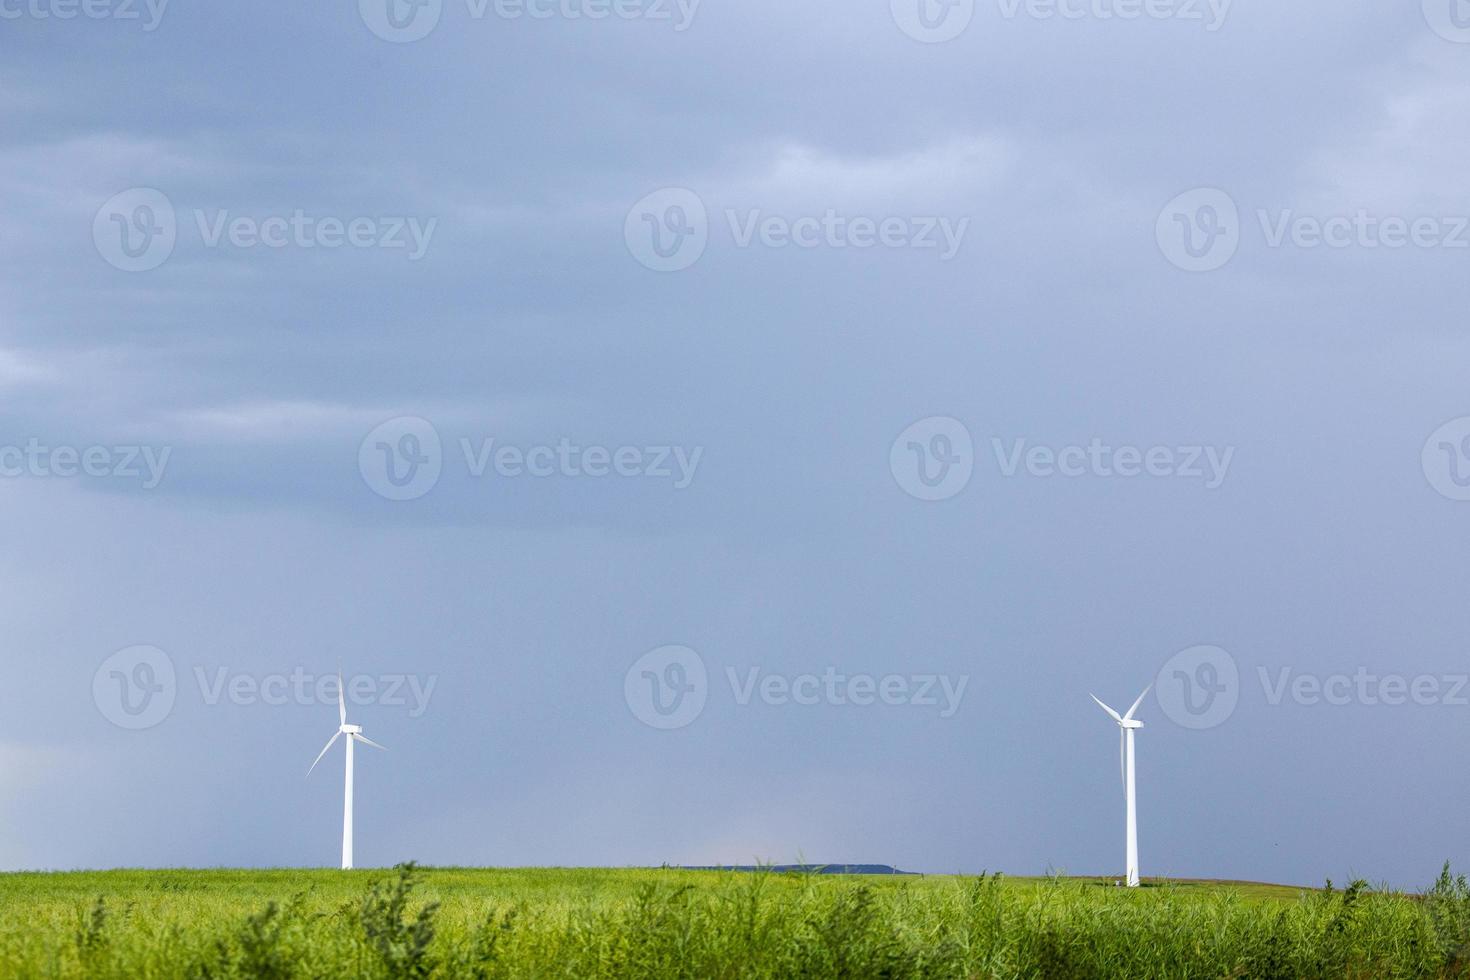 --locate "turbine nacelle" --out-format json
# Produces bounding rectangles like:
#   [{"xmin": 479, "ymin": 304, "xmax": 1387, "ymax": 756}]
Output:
[
  {"xmin": 341, "ymin": 724, "xmax": 363, "ymax": 735},
  {"xmin": 1089, "ymin": 686, "xmax": 1151, "ymax": 727}
]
